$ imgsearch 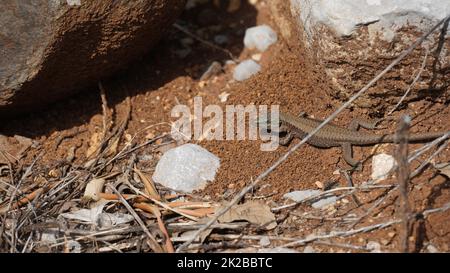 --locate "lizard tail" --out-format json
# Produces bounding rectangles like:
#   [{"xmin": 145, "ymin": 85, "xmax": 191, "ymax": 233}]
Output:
[{"xmin": 382, "ymin": 131, "xmax": 447, "ymax": 143}]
